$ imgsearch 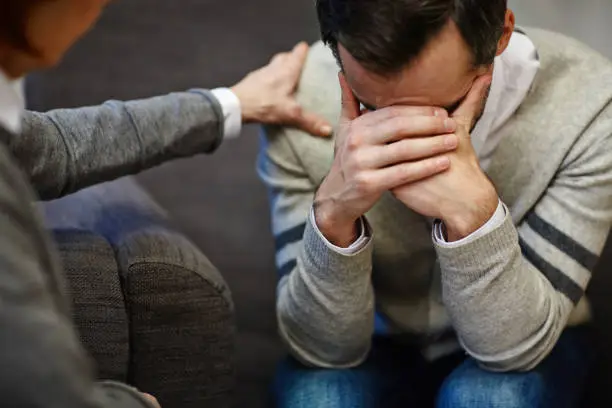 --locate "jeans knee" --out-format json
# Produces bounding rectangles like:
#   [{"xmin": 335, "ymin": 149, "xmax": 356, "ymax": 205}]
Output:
[
  {"xmin": 437, "ymin": 372, "xmax": 544, "ymax": 408},
  {"xmin": 275, "ymin": 359, "xmax": 381, "ymax": 408}
]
